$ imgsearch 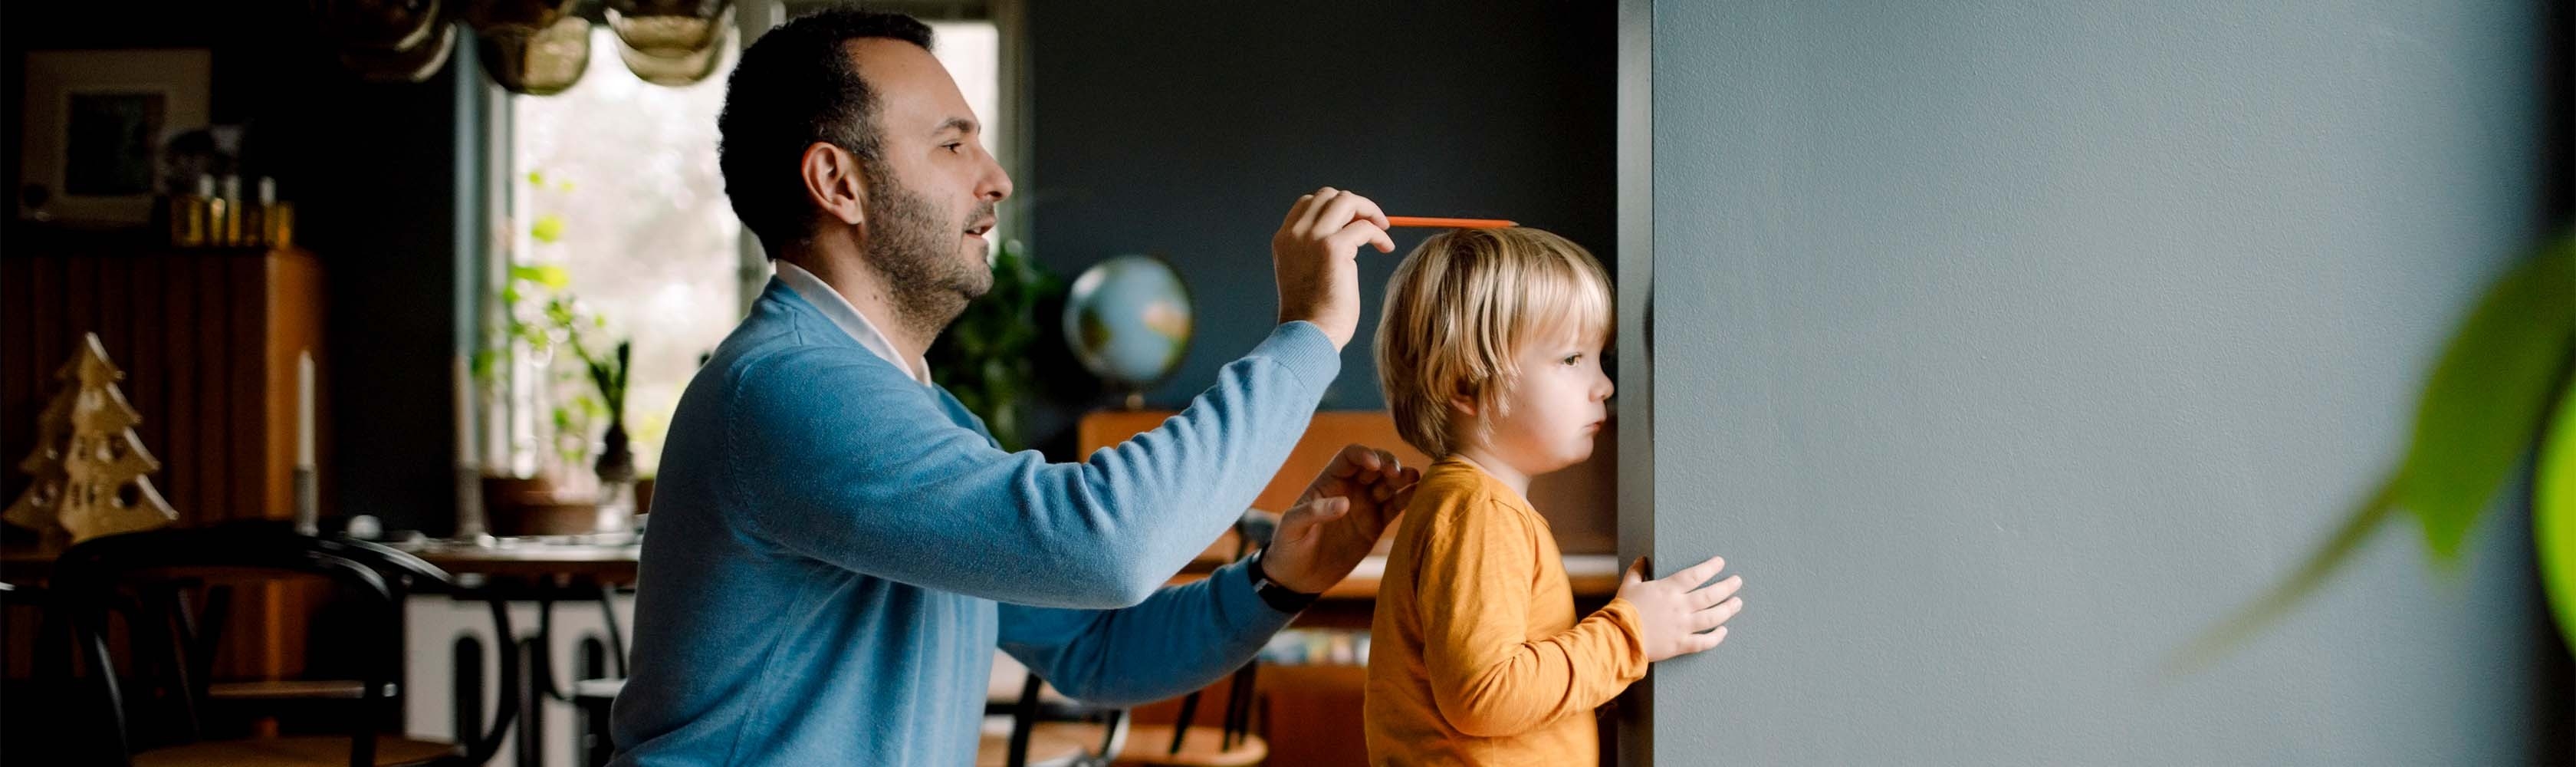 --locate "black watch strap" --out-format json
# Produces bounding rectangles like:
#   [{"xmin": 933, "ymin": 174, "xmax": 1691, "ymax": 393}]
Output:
[{"xmin": 1247, "ymin": 549, "xmax": 1320, "ymax": 614}]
